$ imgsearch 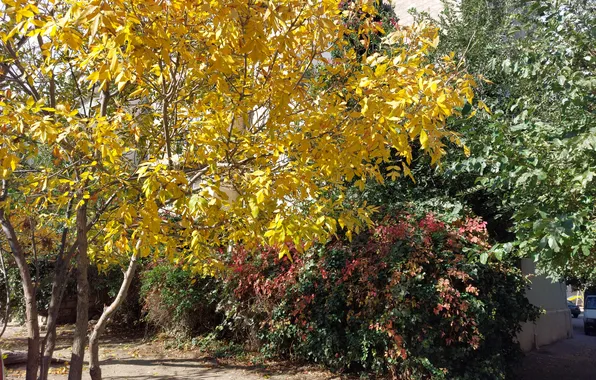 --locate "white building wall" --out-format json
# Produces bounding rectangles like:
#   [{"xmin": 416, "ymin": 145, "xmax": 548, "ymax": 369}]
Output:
[
  {"xmin": 517, "ymin": 259, "xmax": 573, "ymax": 351},
  {"xmin": 392, "ymin": 0, "xmax": 444, "ymax": 25}
]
